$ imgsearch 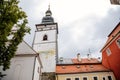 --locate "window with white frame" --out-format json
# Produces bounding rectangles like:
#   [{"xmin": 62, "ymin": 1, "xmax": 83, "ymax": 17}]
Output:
[
  {"xmin": 116, "ymin": 38, "xmax": 120, "ymax": 48},
  {"xmin": 66, "ymin": 78, "xmax": 71, "ymax": 80},
  {"xmin": 106, "ymin": 48, "xmax": 111, "ymax": 56},
  {"xmin": 93, "ymin": 76, "xmax": 98, "ymax": 80},
  {"xmin": 75, "ymin": 78, "xmax": 79, "ymax": 80}
]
